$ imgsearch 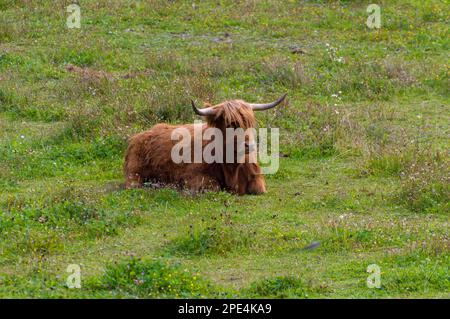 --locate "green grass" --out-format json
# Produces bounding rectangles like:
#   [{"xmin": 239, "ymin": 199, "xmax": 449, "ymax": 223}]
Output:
[{"xmin": 0, "ymin": 0, "xmax": 449, "ymax": 298}]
